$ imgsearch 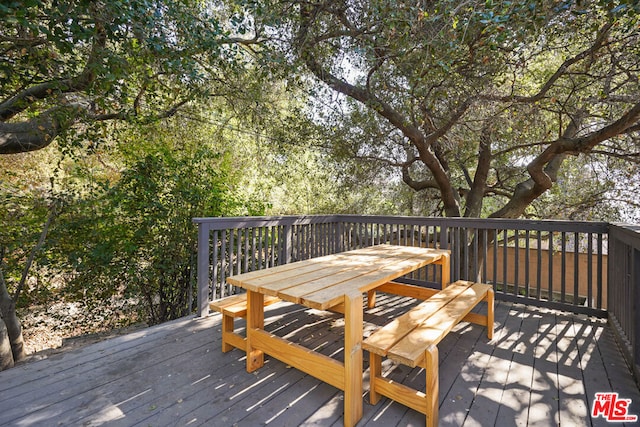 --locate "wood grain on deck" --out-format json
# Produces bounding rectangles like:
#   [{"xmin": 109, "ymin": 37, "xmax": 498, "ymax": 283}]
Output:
[{"xmin": 1, "ymin": 295, "xmax": 638, "ymax": 427}]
